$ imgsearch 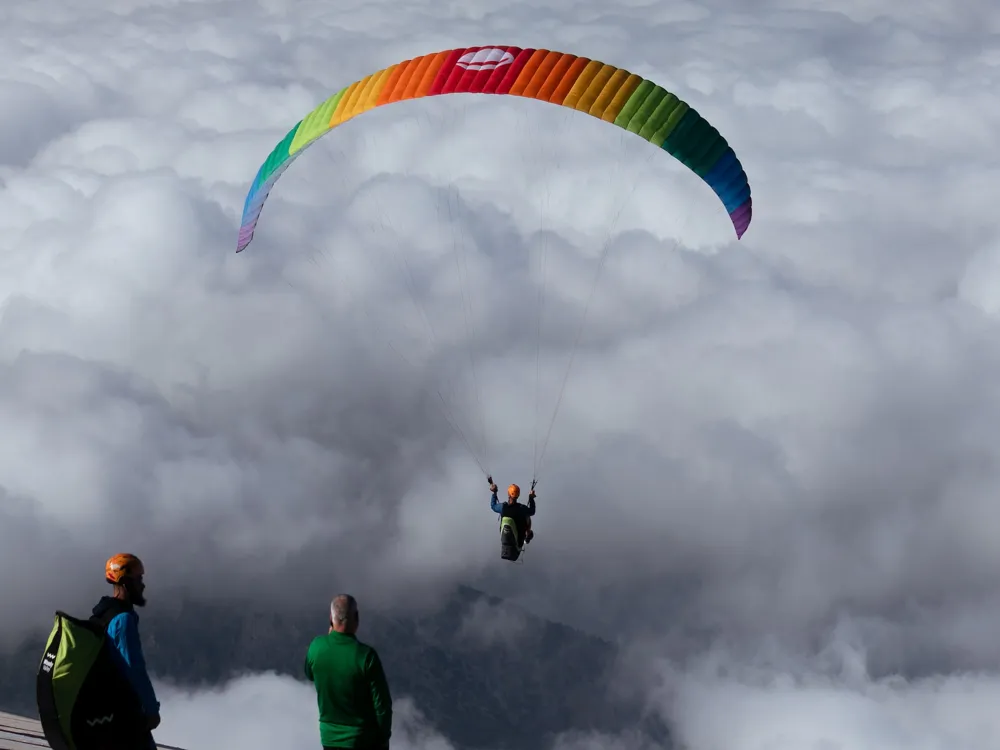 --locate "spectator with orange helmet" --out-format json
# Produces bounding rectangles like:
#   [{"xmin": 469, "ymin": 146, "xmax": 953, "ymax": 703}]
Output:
[
  {"xmin": 91, "ymin": 553, "xmax": 161, "ymax": 741},
  {"xmin": 488, "ymin": 477, "xmax": 536, "ymax": 561}
]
